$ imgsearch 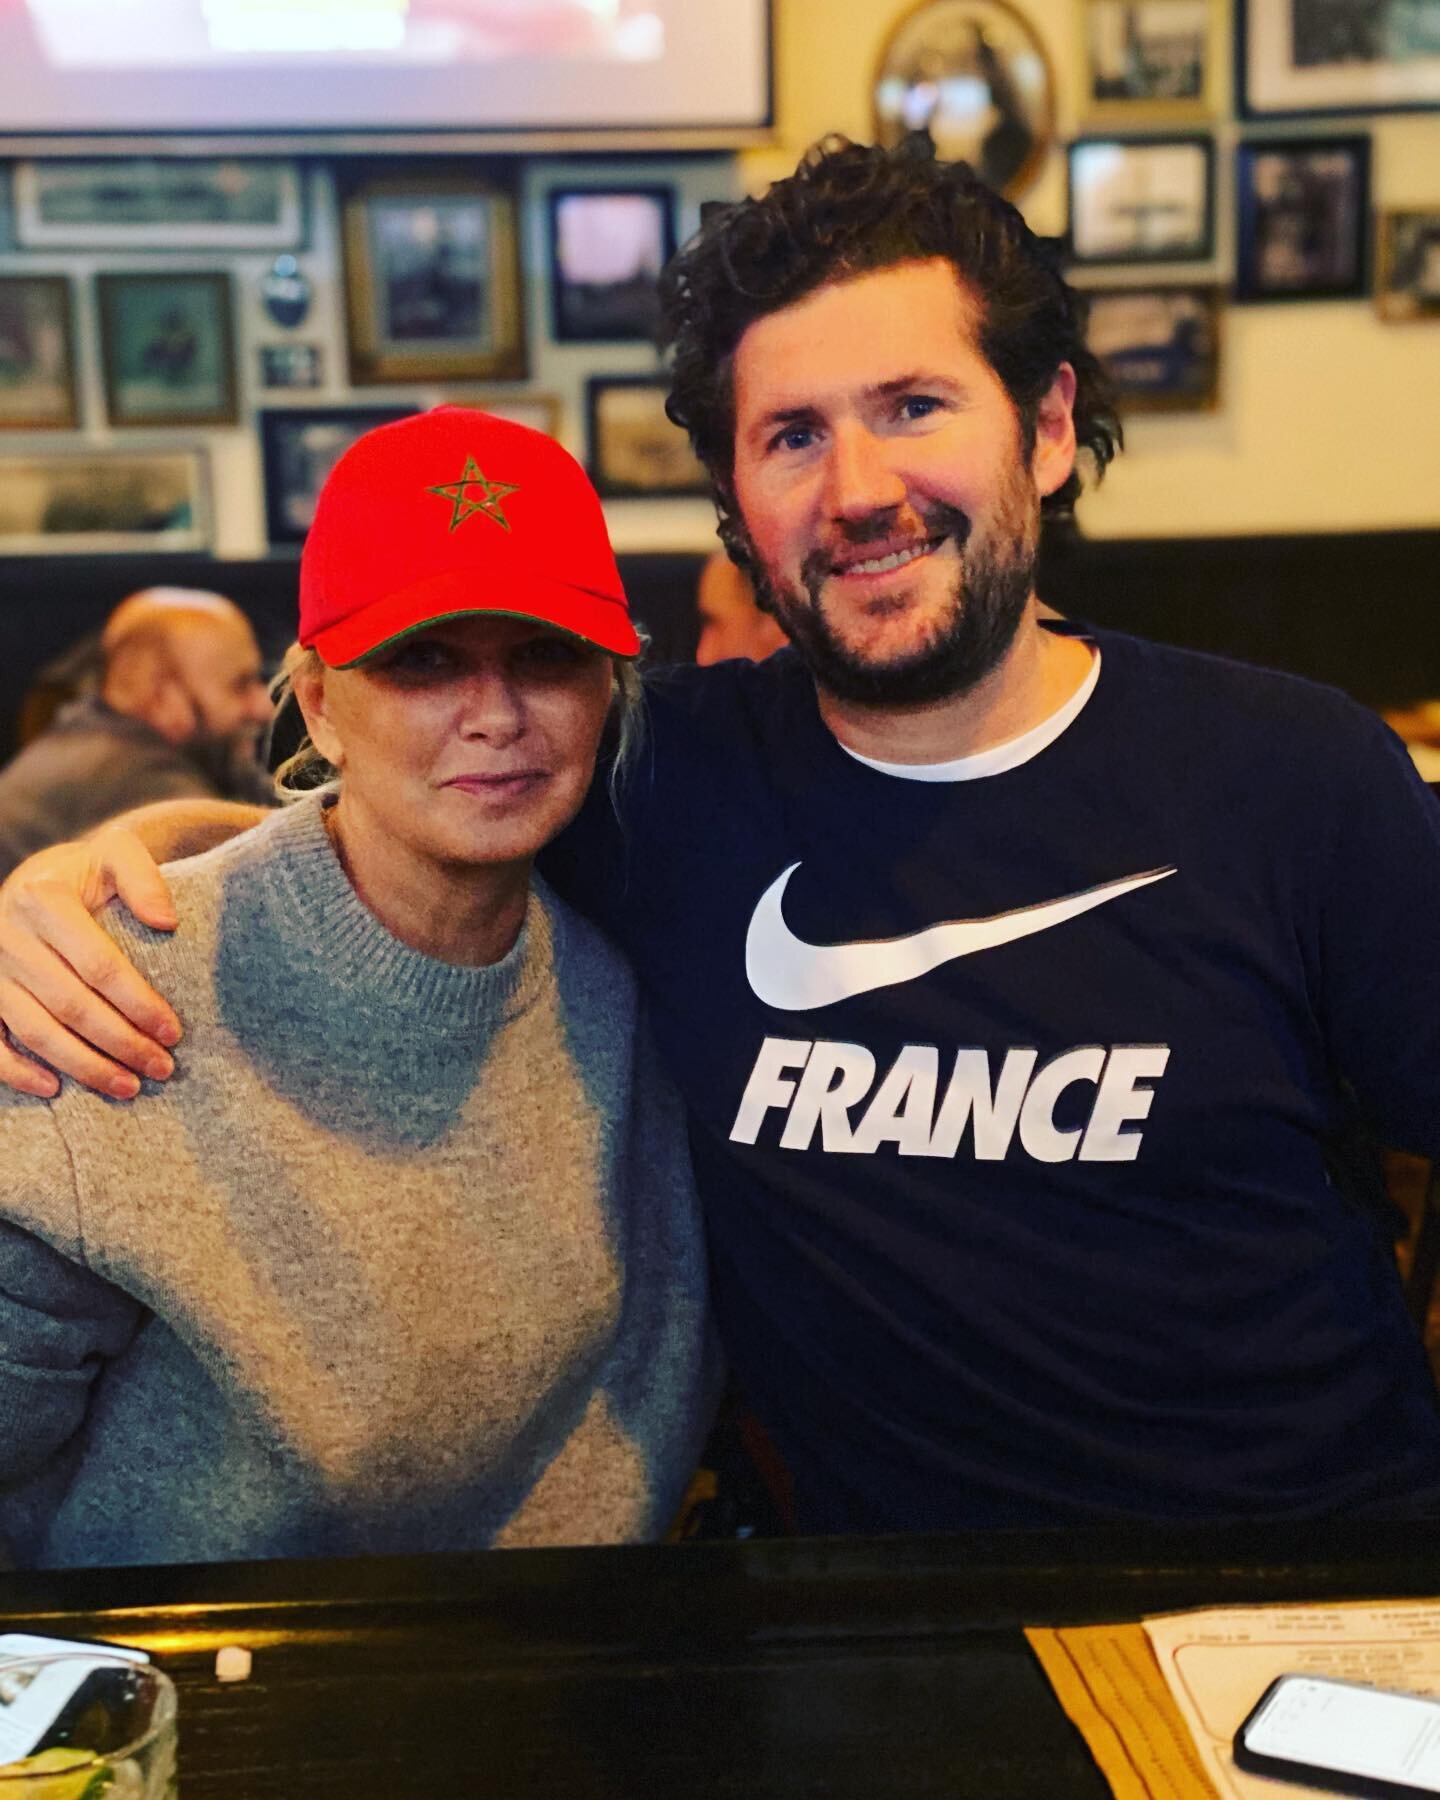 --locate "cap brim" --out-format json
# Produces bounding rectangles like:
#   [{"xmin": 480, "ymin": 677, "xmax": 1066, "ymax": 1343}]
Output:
[{"xmin": 308, "ymin": 568, "xmax": 641, "ymax": 667}]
